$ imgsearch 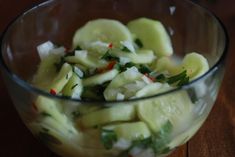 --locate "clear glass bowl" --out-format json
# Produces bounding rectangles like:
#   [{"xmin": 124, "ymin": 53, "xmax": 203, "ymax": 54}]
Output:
[{"xmin": 0, "ymin": 0, "xmax": 228, "ymax": 157}]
